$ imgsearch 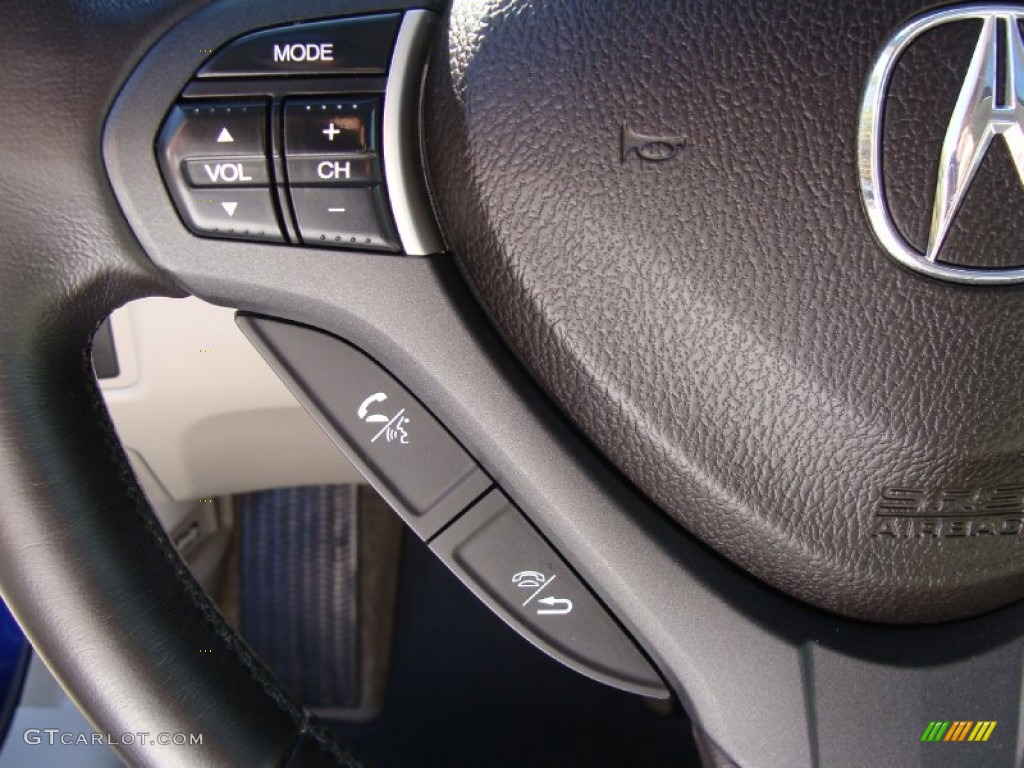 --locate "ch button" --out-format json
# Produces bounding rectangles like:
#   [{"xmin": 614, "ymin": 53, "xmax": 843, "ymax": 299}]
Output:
[
  {"xmin": 284, "ymin": 98, "xmax": 380, "ymax": 186},
  {"xmin": 285, "ymin": 99, "xmax": 378, "ymax": 155},
  {"xmin": 284, "ymin": 98, "xmax": 396, "ymax": 250},
  {"xmin": 289, "ymin": 187, "xmax": 398, "ymax": 251}
]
